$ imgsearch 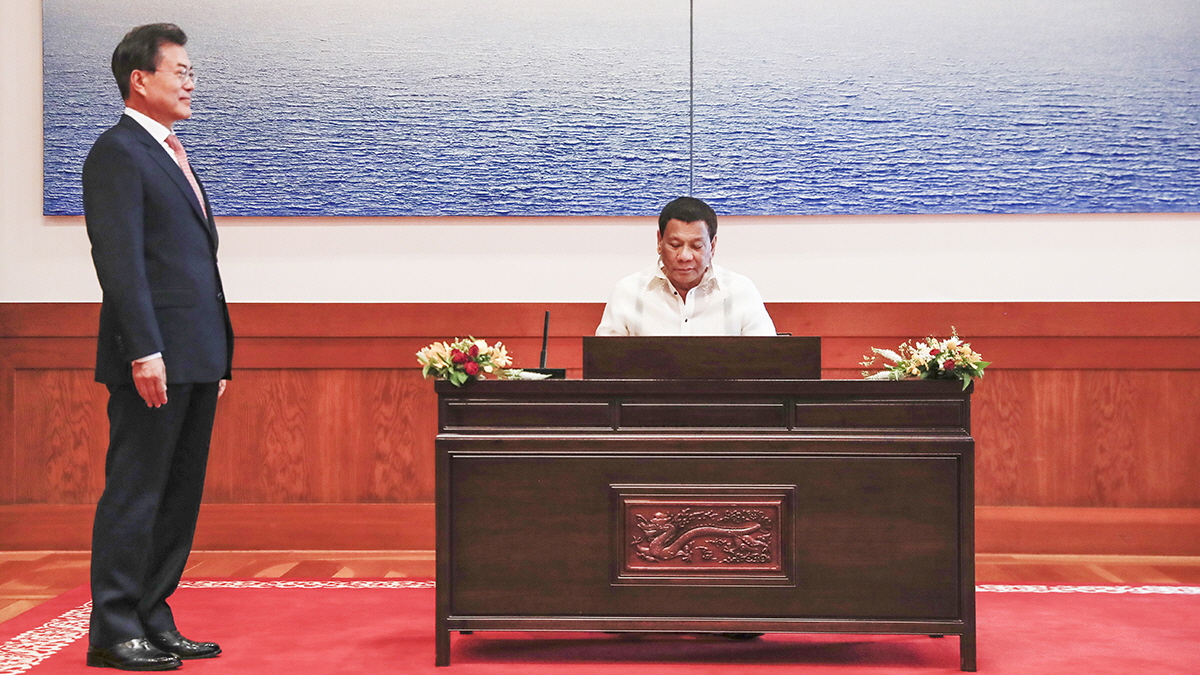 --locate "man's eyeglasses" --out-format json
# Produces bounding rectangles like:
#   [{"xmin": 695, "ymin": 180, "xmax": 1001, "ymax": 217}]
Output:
[{"xmin": 145, "ymin": 68, "xmax": 197, "ymax": 86}]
